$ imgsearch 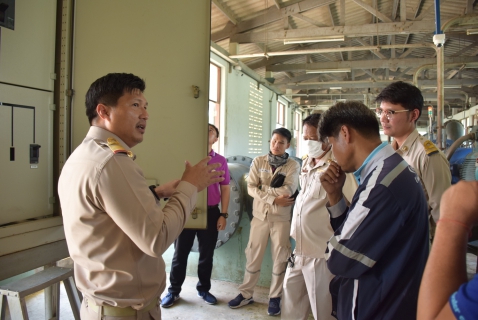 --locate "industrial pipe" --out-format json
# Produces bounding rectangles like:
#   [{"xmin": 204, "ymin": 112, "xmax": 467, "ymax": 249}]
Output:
[
  {"xmin": 437, "ymin": 46, "xmax": 444, "ymax": 149},
  {"xmin": 434, "ymin": 0, "xmax": 442, "ymax": 35},
  {"xmin": 413, "ymin": 62, "xmax": 478, "ymax": 150},
  {"xmin": 446, "ymin": 132, "xmax": 476, "ymax": 161},
  {"xmin": 441, "ymin": 14, "xmax": 478, "ymax": 33},
  {"xmin": 413, "ymin": 62, "xmax": 478, "ymax": 87}
]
